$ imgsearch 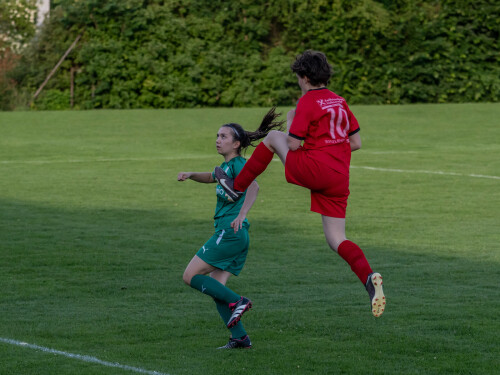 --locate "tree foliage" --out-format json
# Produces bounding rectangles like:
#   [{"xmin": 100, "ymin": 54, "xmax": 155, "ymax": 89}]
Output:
[
  {"xmin": 0, "ymin": 0, "xmax": 37, "ymax": 55},
  {"xmin": 0, "ymin": 0, "xmax": 37, "ymax": 110},
  {"xmin": 3, "ymin": 0, "xmax": 499, "ymax": 110}
]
